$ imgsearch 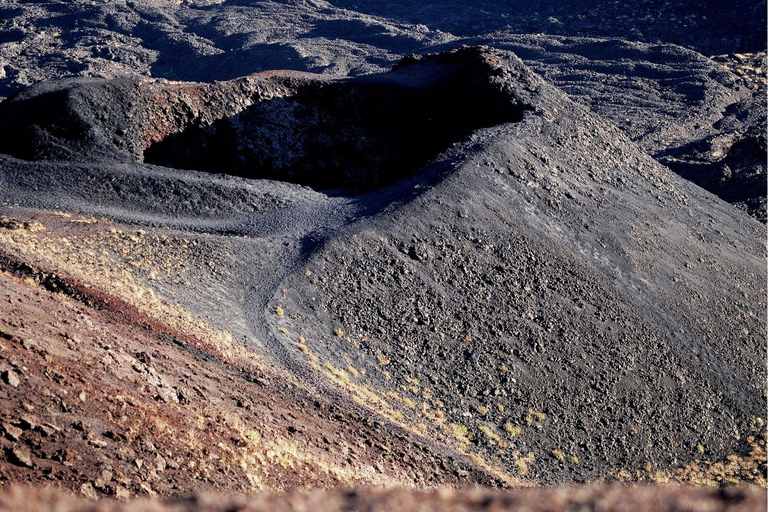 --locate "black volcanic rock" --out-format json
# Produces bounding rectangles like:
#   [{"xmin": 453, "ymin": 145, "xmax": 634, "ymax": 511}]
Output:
[
  {"xmin": 0, "ymin": 0, "xmax": 764, "ymax": 220},
  {"xmin": 264, "ymin": 48, "xmax": 765, "ymax": 483},
  {"xmin": 0, "ymin": 48, "xmax": 530, "ymax": 192},
  {"xmin": 2, "ymin": 46, "xmax": 761, "ymax": 484}
]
